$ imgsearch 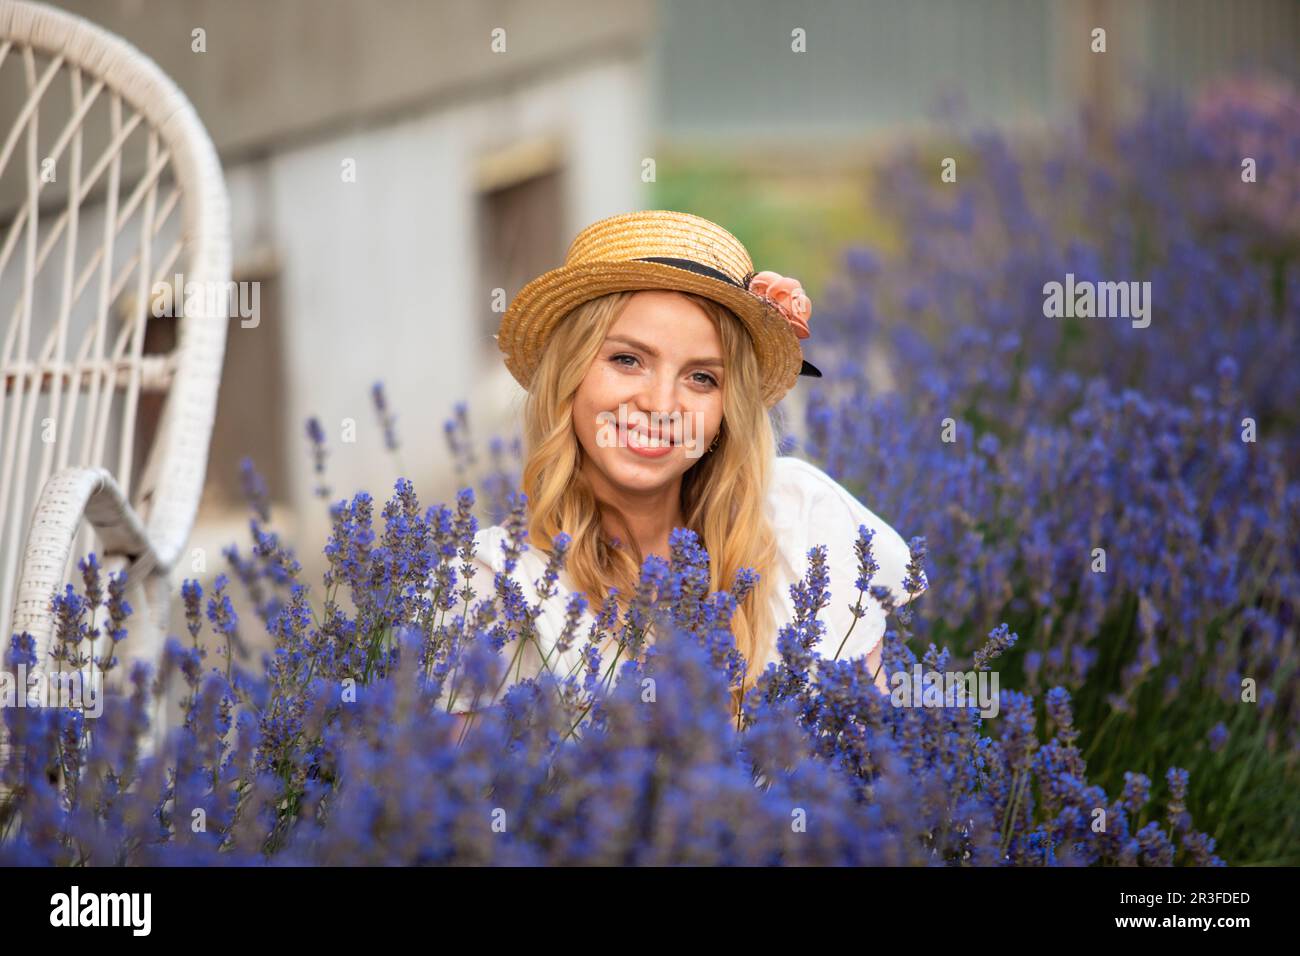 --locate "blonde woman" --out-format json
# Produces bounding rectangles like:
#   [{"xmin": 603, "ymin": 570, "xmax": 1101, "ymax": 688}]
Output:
[{"xmin": 449, "ymin": 210, "xmax": 924, "ymax": 735}]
